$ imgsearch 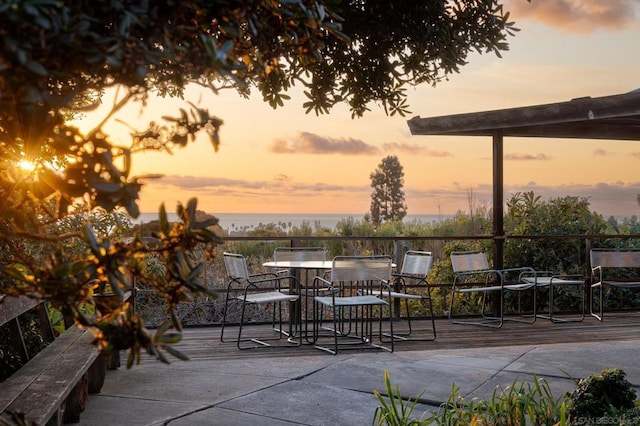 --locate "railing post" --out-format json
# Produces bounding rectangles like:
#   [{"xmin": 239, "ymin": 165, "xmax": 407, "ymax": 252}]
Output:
[{"xmin": 492, "ymin": 130, "xmax": 504, "ymax": 317}]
